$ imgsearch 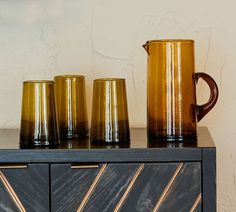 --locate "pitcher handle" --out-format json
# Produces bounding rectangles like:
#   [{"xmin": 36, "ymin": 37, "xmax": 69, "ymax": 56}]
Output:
[{"xmin": 195, "ymin": 72, "xmax": 218, "ymax": 122}]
